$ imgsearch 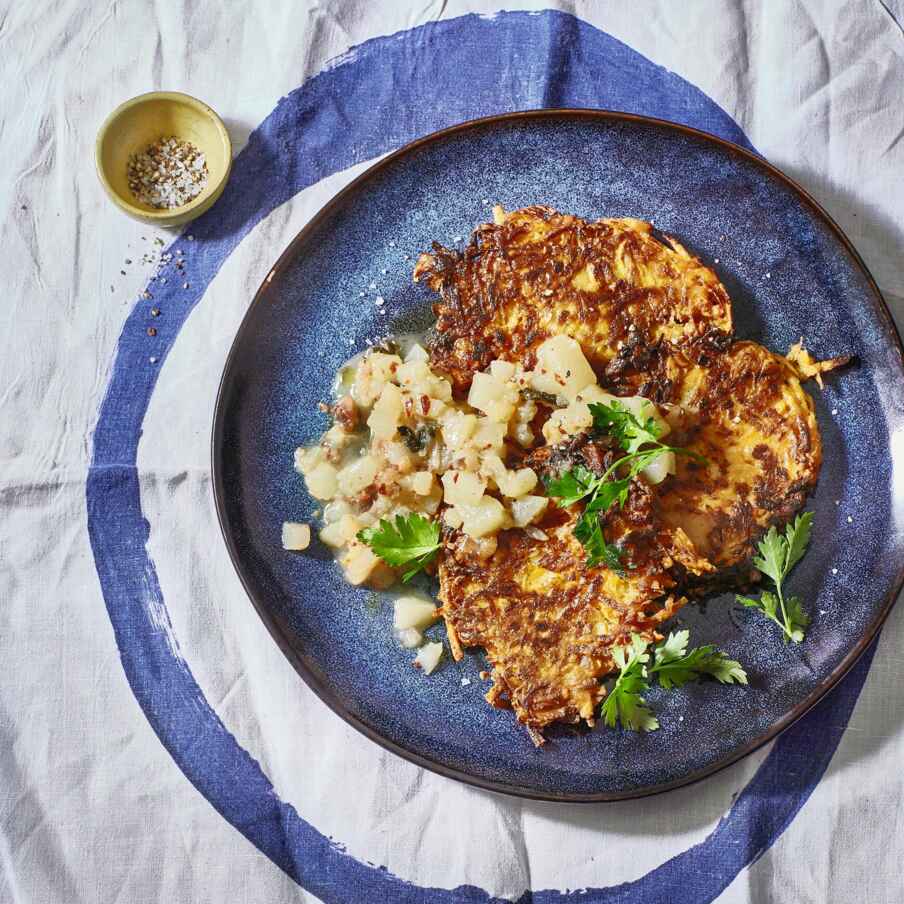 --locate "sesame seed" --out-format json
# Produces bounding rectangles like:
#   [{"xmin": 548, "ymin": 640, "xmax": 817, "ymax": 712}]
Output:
[
  {"xmin": 182, "ymin": 282, "xmax": 189, "ymax": 289},
  {"xmin": 832, "ymin": 568, "xmax": 838, "ymax": 575},
  {"xmin": 149, "ymin": 356, "xmax": 157, "ymax": 363},
  {"xmin": 831, "ymin": 408, "xmax": 837, "ymax": 415},
  {"xmin": 714, "ymin": 258, "xmax": 720, "ymax": 264},
  {"xmin": 847, "ymin": 516, "xmax": 853, "ymax": 523},
  {"xmin": 765, "ymin": 272, "xmax": 771, "ymax": 279}
]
